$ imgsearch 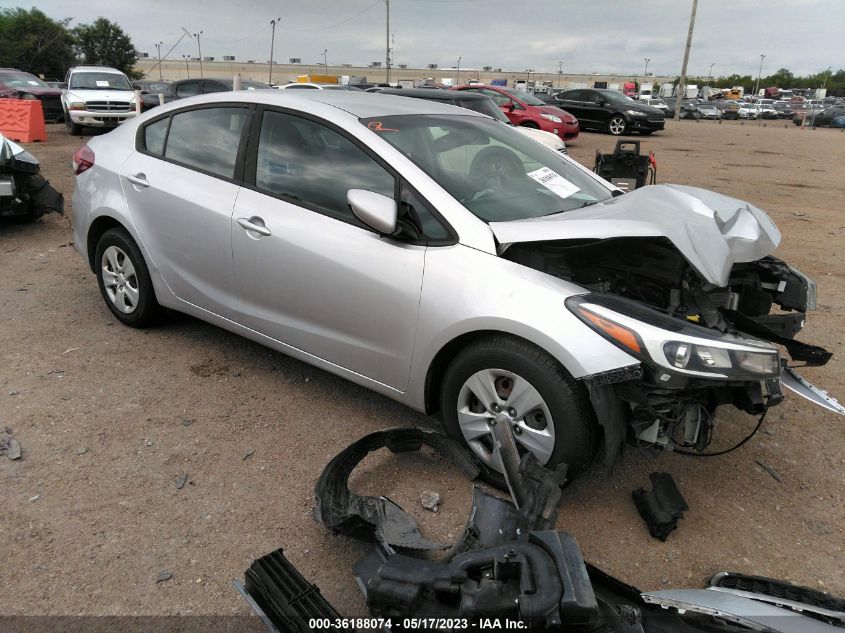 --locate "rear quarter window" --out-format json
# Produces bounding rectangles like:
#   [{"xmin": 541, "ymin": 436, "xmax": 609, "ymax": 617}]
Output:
[
  {"xmin": 163, "ymin": 107, "xmax": 247, "ymax": 178},
  {"xmin": 143, "ymin": 117, "xmax": 169, "ymax": 155}
]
